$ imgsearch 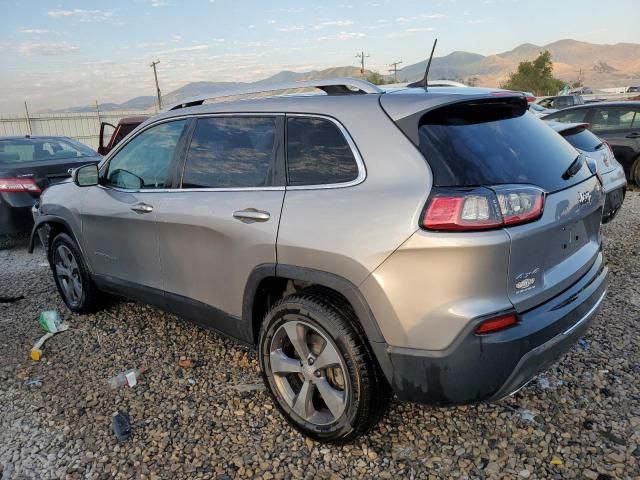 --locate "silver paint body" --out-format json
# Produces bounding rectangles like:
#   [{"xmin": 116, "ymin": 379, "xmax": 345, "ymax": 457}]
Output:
[{"xmin": 35, "ymin": 86, "xmax": 605, "ymax": 352}]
